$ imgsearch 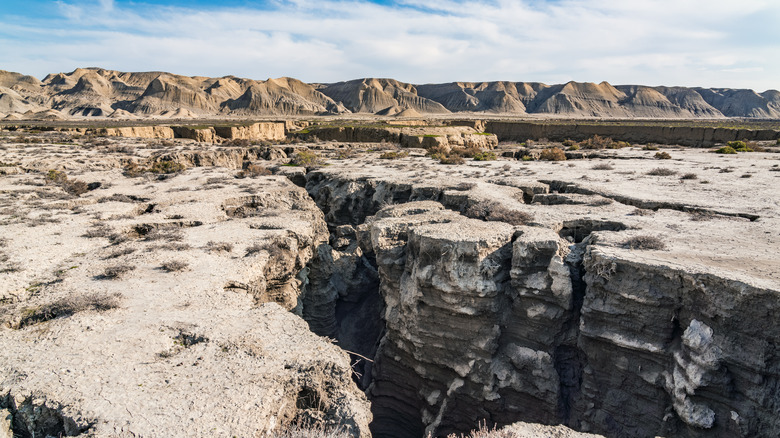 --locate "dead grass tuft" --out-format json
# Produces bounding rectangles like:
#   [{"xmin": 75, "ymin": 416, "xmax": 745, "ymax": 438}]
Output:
[
  {"xmin": 465, "ymin": 201, "xmax": 533, "ymax": 225},
  {"xmin": 622, "ymin": 235, "xmax": 666, "ymax": 250},
  {"xmin": 11, "ymin": 293, "xmax": 120, "ymax": 329}
]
